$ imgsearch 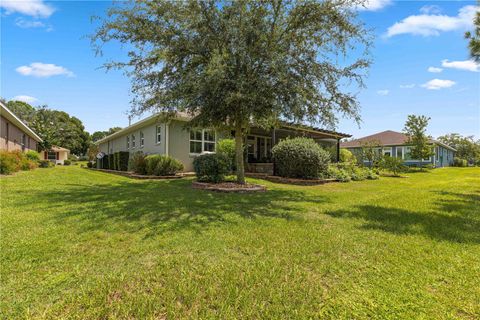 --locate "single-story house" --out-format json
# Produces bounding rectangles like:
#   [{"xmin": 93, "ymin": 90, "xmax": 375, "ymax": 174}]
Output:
[
  {"xmin": 40, "ymin": 146, "xmax": 70, "ymax": 165},
  {"xmin": 341, "ymin": 130, "xmax": 456, "ymax": 167},
  {"xmin": 1, "ymin": 101, "xmax": 42, "ymax": 152},
  {"xmin": 96, "ymin": 112, "xmax": 351, "ymax": 173}
]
